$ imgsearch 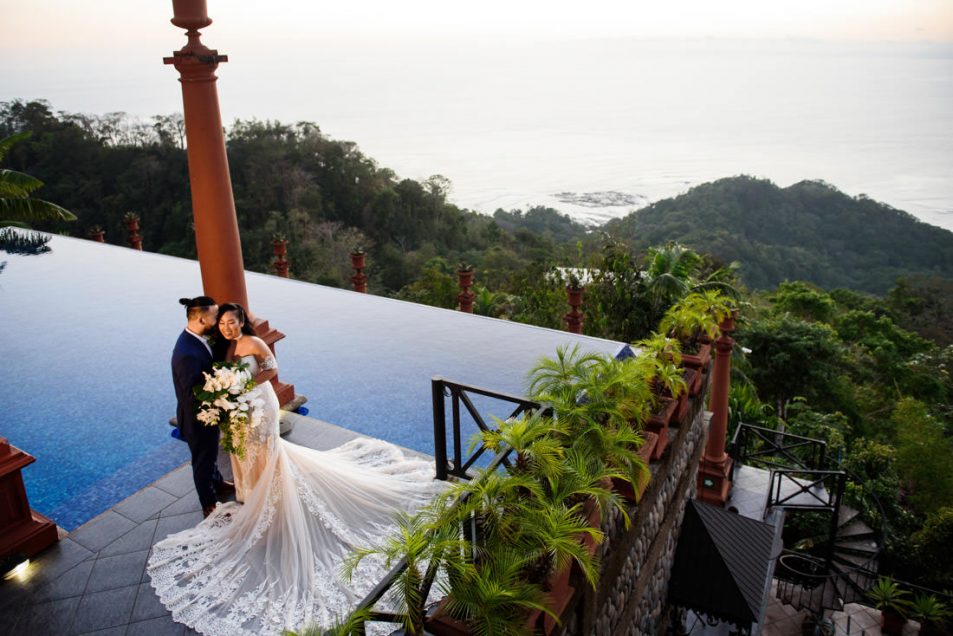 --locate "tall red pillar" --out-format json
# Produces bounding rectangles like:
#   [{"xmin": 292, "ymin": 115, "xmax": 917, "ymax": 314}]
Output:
[
  {"xmin": 696, "ymin": 313, "xmax": 736, "ymax": 506},
  {"xmin": 164, "ymin": 0, "xmax": 295, "ymax": 406}
]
